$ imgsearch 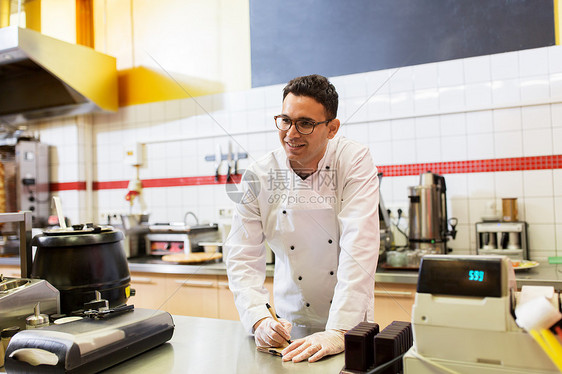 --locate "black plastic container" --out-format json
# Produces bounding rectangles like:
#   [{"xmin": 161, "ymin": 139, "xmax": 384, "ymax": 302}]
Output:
[{"xmin": 31, "ymin": 228, "xmax": 131, "ymax": 314}]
